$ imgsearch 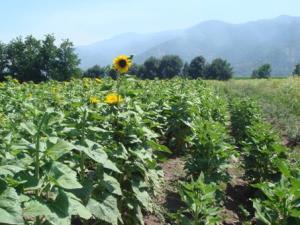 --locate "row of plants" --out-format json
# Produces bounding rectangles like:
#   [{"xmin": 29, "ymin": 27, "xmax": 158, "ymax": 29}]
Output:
[
  {"xmin": 0, "ymin": 78, "xmax": 169, "ymax": 225},
  {"xmin": 210, "ymin": 78, "xmax": 300, "ymax": 145},
  {"xmin": 0, "ymin": 55, "xmax": 174, "ymax": 225},
  {"xmin": 169, "ymin": 89, "xmax": 299, "ymax": 225},
  {"xmin": 229, "ymin": 97, "xmax": 300, "ymax": 224},
  {"xmin": 164, "ymin": 83, "xmax": 236, "ymax": 224},
  {"xmin": 0, "ymin": 57, "xmax": 233, "ymax": 224}
]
